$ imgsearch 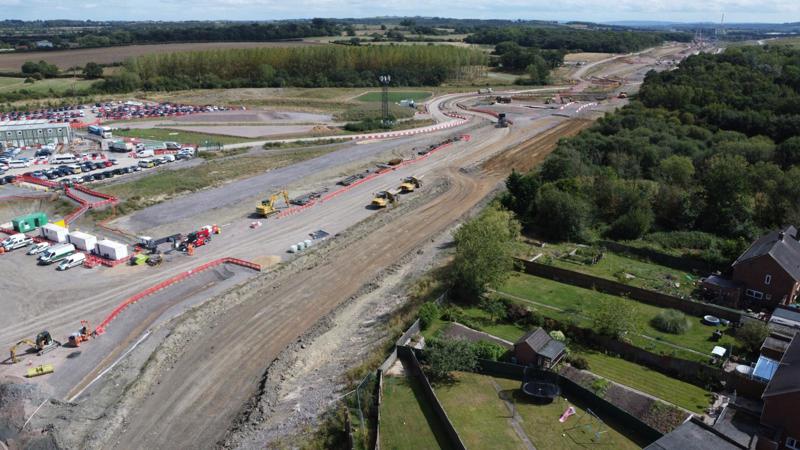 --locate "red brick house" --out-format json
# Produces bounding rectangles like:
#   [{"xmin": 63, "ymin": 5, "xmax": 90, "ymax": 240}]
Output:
[
  {"xmin": 758, "ymin": 336, "xmax": 800, "ymax": 450},
  {"xmin": 731, "ymin": 226, "xmax": 800, "ymax": 309}
]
